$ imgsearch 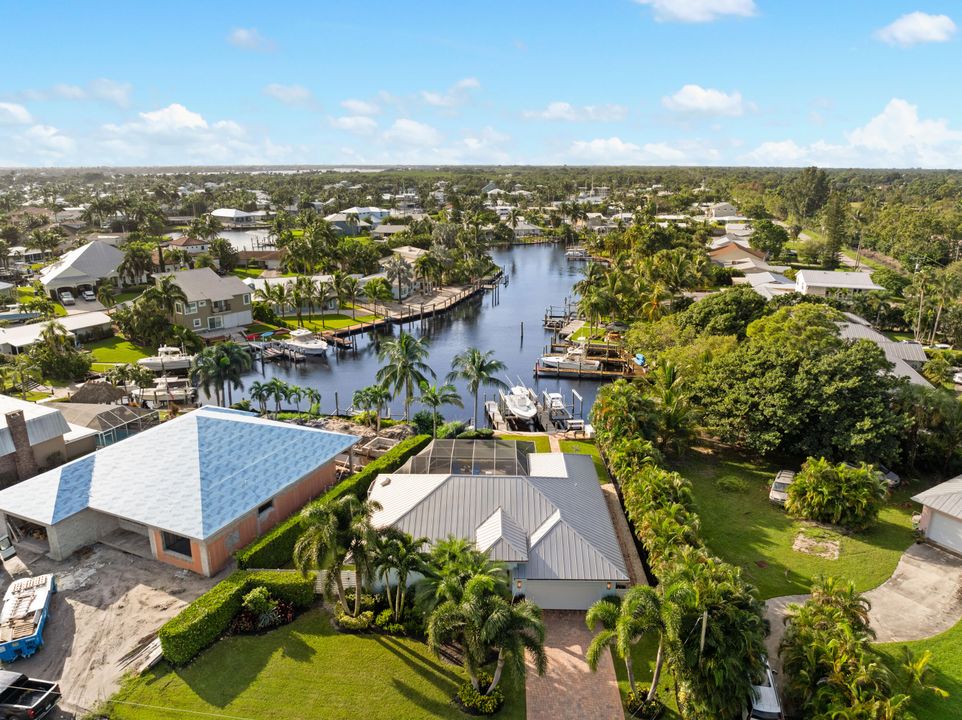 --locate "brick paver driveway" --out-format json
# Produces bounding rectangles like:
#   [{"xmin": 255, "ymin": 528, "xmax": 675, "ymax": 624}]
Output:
[{"xmin": 526, "ymin": 610, "xmax": 624, "ymax": 720}]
